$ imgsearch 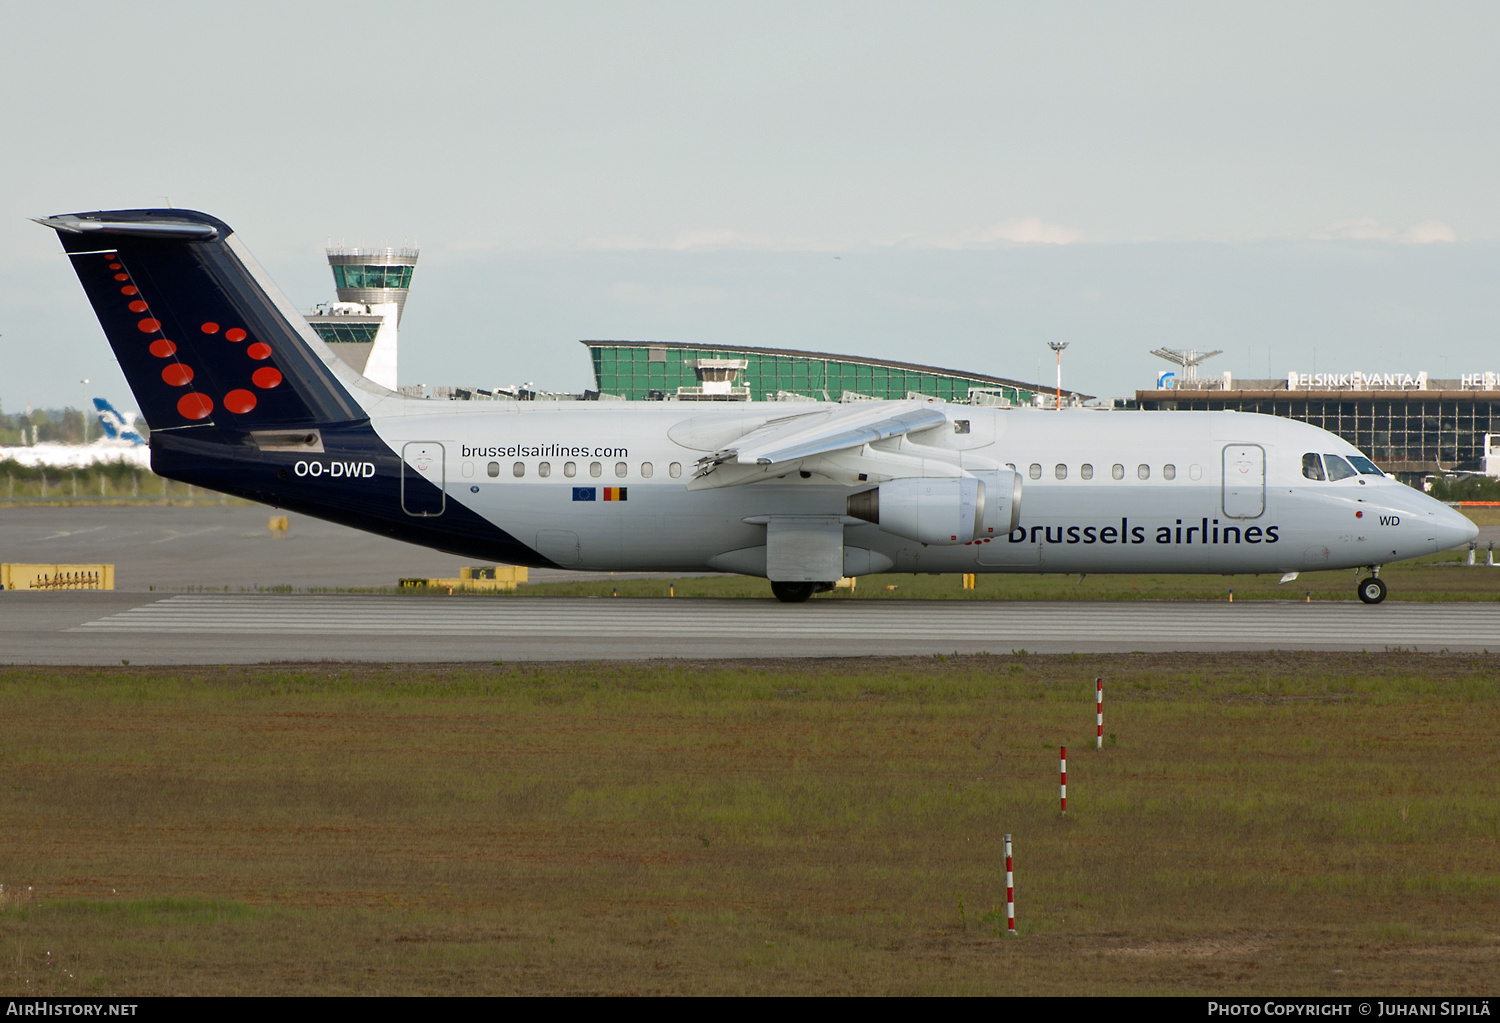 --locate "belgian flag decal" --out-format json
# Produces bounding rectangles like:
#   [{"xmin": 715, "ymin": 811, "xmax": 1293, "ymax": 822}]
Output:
[{"xmin": 571, "ymin": 487, "xmax": 627, "ymax": 502}]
